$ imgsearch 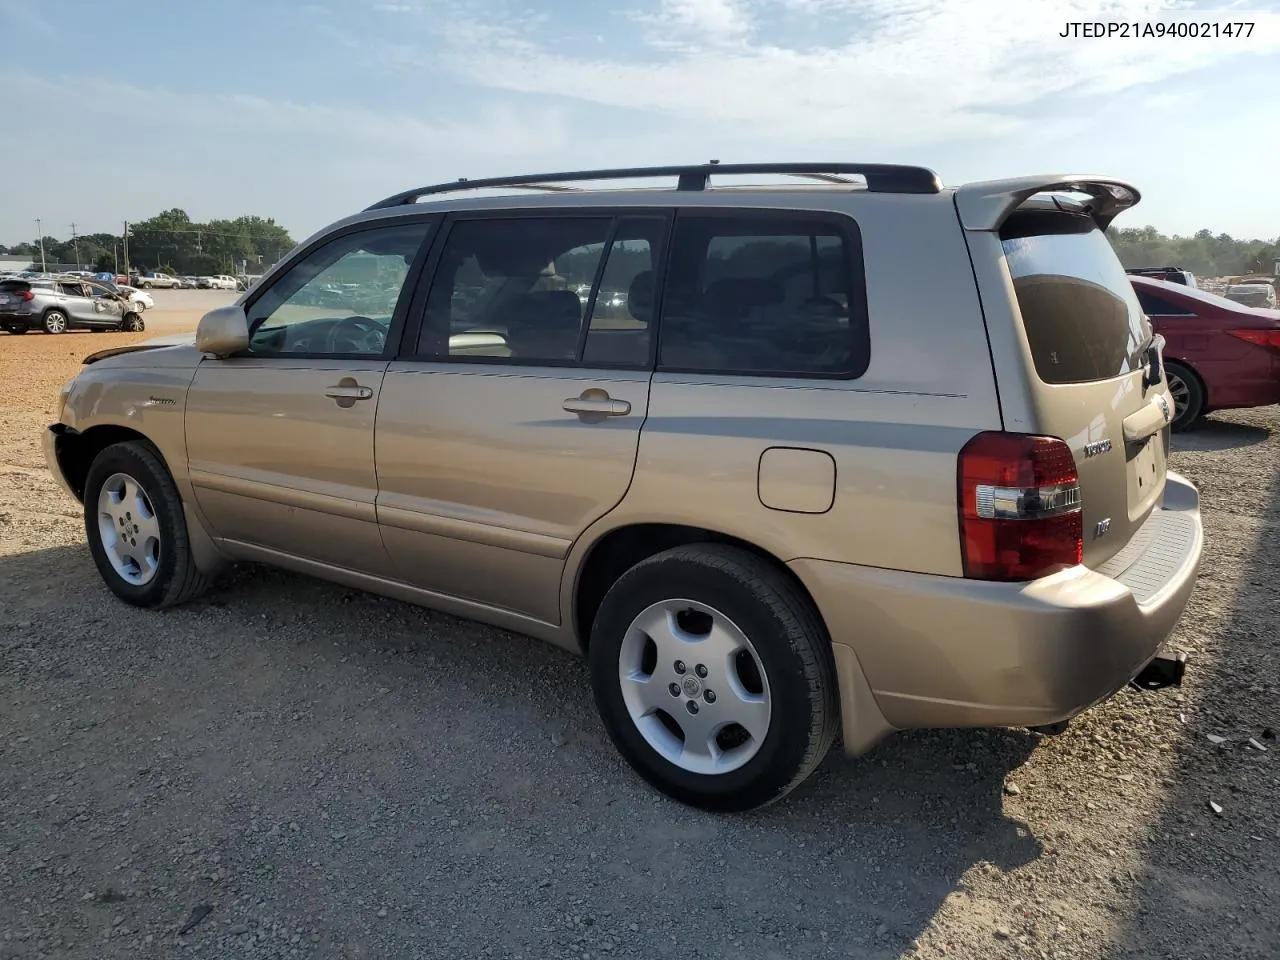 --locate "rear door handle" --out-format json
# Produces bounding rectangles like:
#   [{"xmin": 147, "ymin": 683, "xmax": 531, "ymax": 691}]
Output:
[
  {"xmin": 325, "ymin": 384, "xmax": 373, "ymax": 400},
  {"xmin": 562, "ymin": 396, "xmax": 631, "ymax": 417}
]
